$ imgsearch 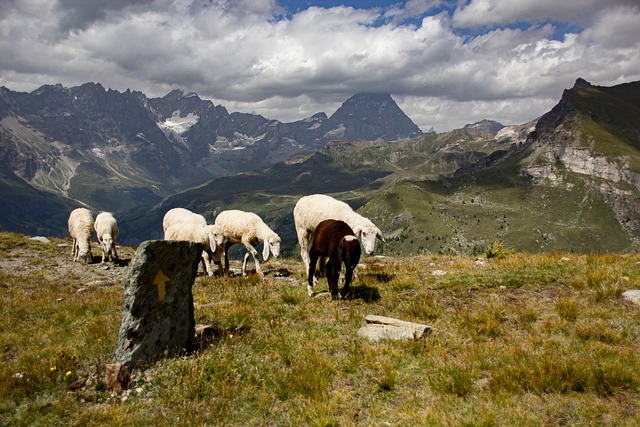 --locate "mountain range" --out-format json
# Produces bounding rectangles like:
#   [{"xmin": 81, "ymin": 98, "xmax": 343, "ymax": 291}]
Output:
[
  {"xmin": 1, "ymin": 78, "xmax": 640, "ymax": 255},
  {"xmin": 0, "ymin": 84, "xmax": 421, "ymax": 214}
]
